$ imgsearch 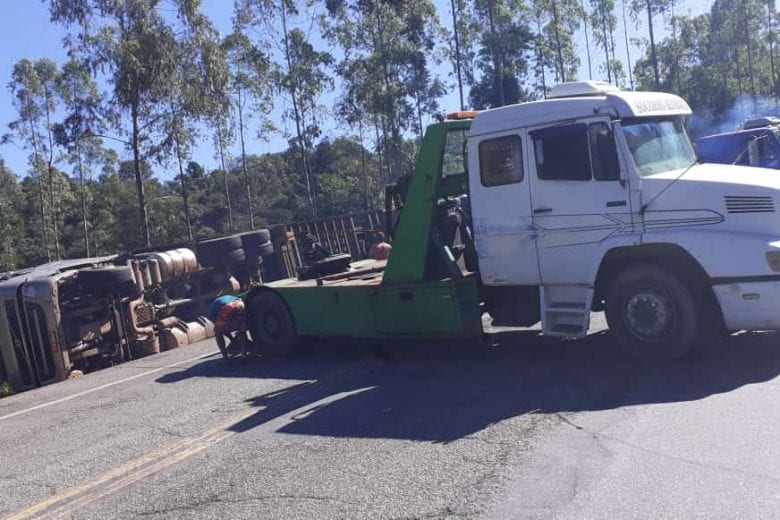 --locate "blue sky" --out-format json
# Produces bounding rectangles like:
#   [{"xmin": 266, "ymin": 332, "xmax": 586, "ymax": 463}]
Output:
[{"xmin": 0, "ymin": 0, "xmax": 711, "ymax": 181}]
